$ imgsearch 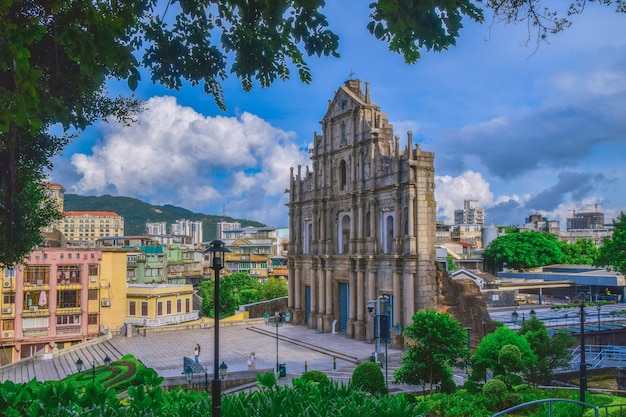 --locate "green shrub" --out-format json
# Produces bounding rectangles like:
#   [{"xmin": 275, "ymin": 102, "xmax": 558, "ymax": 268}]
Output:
[
  {"xmin": 300, "ymin": 370, "xmax": 330, "ymax": 386},
  {"xmin": 351, "ymin": 362, "xmax": 388, "ymax": 395},
  {"xmin": 483, "ymin": 379, "xmax": 507, "ymax": 397}
]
